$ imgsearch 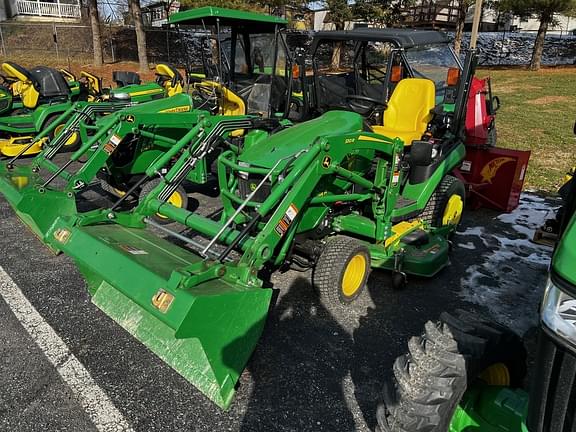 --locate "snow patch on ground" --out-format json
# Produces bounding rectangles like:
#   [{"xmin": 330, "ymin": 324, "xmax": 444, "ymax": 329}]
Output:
[
  {"xmin": 457, "ymin": 241, "xmax": 476, "ymax": 250},
  {"xmin": 457, "ymin": 193, "xmax": 560, "ymax": 335}
]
